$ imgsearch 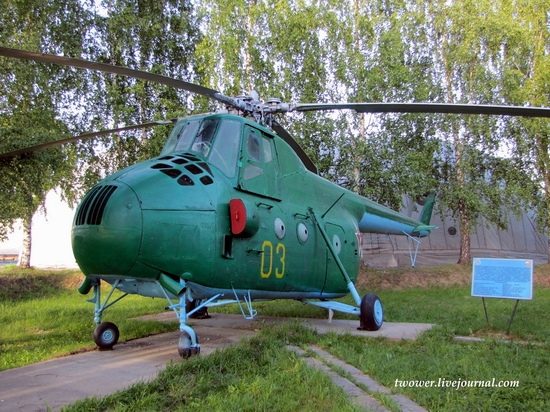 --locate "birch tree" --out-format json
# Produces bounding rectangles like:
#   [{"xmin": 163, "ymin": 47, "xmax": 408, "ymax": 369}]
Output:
[
  {"xmin": 79, "ymin": 0, "xmax": 202, "ymax": 184},
  {"xmin": 427, "ymin": 0, "xmax": 543, "ymax": 263},
  {"xmin": 0, "ymin": 0, "xmax": 92, "ymax": 266}
]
